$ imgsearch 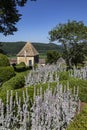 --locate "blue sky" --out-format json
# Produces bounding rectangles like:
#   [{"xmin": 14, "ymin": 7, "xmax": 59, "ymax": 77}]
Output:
[{"xmin": 0, "ymin": 0, "xmax": 87, "ymax": 44}]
